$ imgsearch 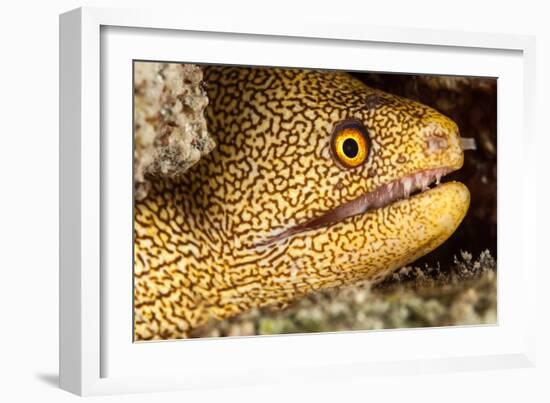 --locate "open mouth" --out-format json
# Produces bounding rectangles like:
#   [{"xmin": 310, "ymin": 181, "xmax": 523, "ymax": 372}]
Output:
[{"xmin": 258, "ymin": 167, "xmax": 456, "ymax": 247}]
